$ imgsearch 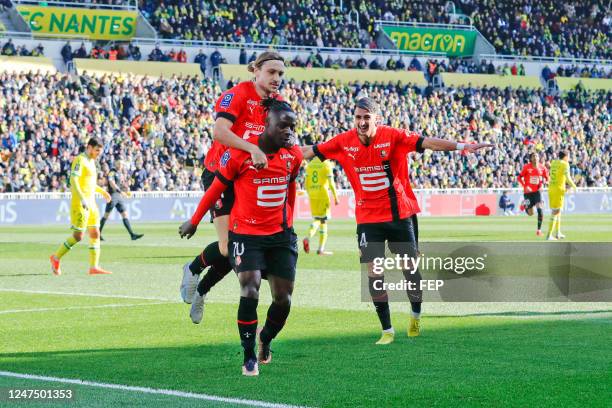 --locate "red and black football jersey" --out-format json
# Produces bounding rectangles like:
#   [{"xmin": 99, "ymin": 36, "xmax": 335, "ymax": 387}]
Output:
[
  {"xmin": 518, "ymin": 163, "xmax": 549, "ymax": 193},
  {"xmin": 205, "ymin": 81, "xmax": 282, "ymax": 172},
  {"xmin": 216, "ymin": 136, "xmax": 303, "ymax": 235},
  {"xmin": 314, "ymin": 126, "xmax": 424, "ymax": 224}
]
